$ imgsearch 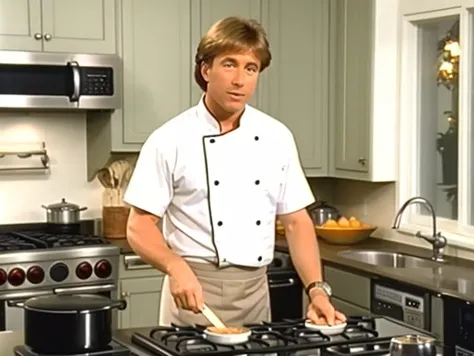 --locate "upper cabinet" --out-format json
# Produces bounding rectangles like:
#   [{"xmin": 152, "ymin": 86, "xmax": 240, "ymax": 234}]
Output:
[
  {"xmin": 261, "ymin": 0, "xmax": 329, "ymax": 176},
  {"xmin": 0, "ymin": 0, "xmax": 116, "ymax": 54},
  {"xmin": 329, "ymin": 0, "xmax": 398, "ymax": 182}
]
